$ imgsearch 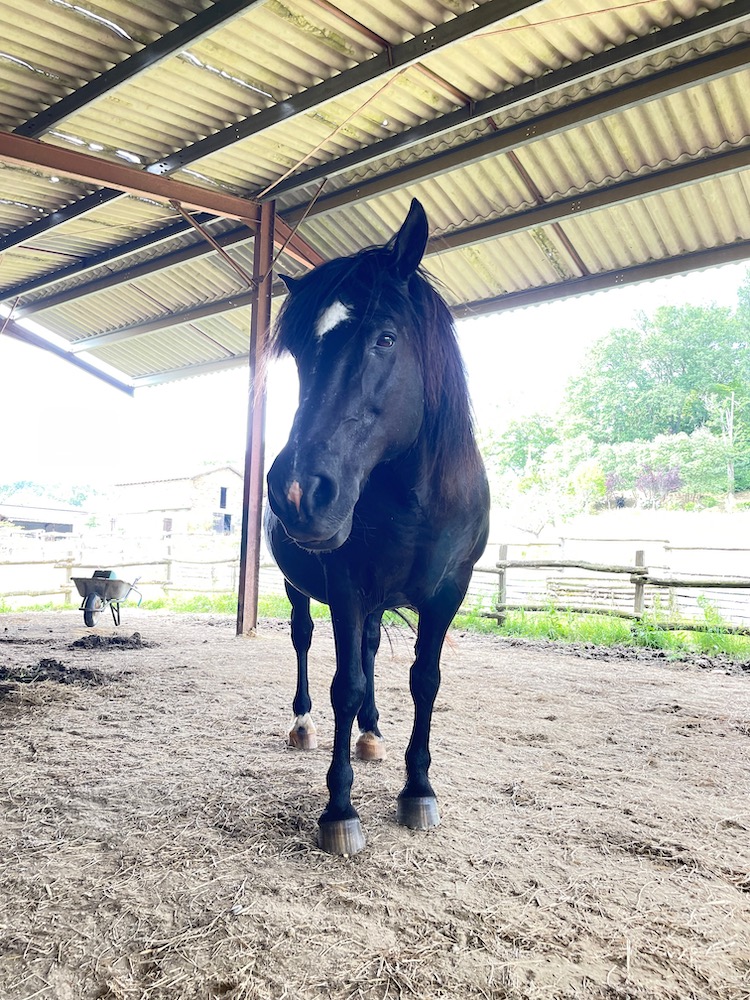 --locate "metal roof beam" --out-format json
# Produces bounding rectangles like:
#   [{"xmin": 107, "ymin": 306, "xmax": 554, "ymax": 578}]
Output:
[
  {"xmin": 451, "ymin": 241, "xmax": 750, "ymax": 317},
  {"xmin": 68, "ymin": 290, "xmax": 259, "ymax": 352},
  {"xmin": 271, "ymin": 0, "xmax": 750, "ymax": 203},
  {"xmin": 1, "ymin": 212, "xmax": 320, "ymax": 308},
  {"xmin": 52, "ymin": 143, "xmax": 750, "ymax": 332},
  {"xmin": 14, "ymin": 225, "xmax": 250, "ymax": 317},
  {"xmin": 0, "ymin": 213, "xmax": 215, "ymax": 301},
  {"xmin": 2, "ymin": 319, "xmax": 134, "ymax": 395},
  {"xmin": 14, "ymin": 1, "xmax": 267, "ymax": 139},
  {"xmin": 287, "ymin": 39, "xmax": 750, "ymax": 224},
  {"xmin": 0, "ymin": 134, "xmax": 321, "ymax": 294},
  {"xmin": 426, "ymin": 145, "xmax": 750, "ymax": 255},
  {"xmin": 0, "ymin": 189, "xmax": 122, "ymax": 255},
  {"xmin": 126, "ymin": 237, "xmax": 750, "ymax": 386},
  {"xmin": 0, "ymin": 132, "xmax": 262, "ymax": 223},
  {"xmin": 146, "ymin": 0, "xmax": 546, "ymax": 176},
  {"xmin": 1, "ymin": 133, "xmax": 319, "ymax": 248}
]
